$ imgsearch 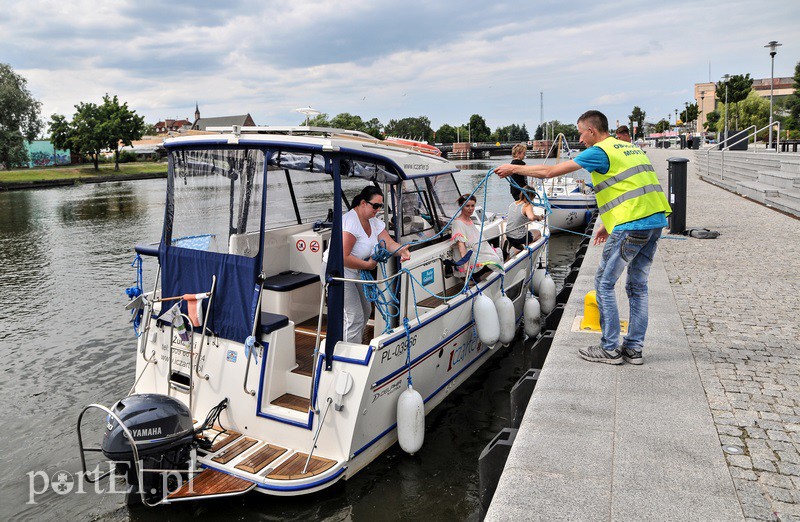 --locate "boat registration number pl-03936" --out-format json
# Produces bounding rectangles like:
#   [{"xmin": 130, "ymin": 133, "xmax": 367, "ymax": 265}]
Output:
[{"xmin": 379, "ymin": 335, "xmax": 418, "ymax": 364}]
